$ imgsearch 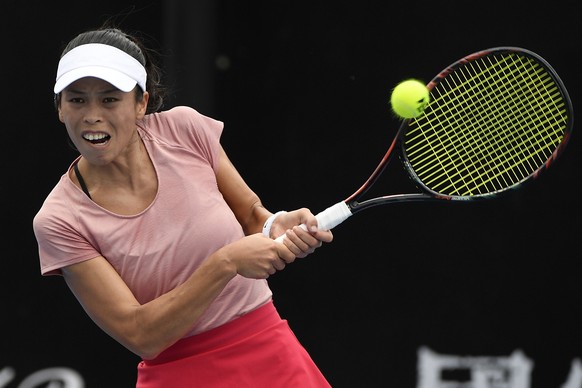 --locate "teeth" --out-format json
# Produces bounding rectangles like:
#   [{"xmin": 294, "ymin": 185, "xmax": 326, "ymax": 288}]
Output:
[{"xmin": 83, "ymin": 133, "xmax": 109, "ymax": 141}]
